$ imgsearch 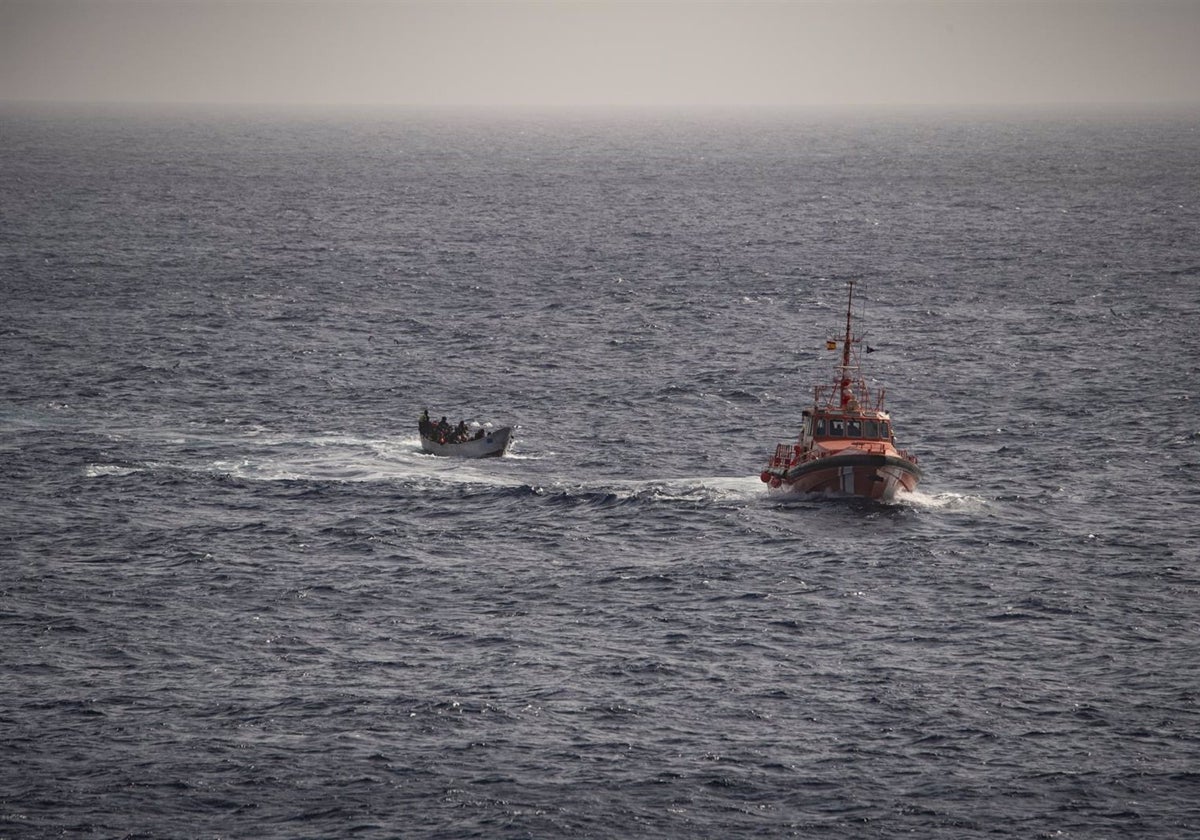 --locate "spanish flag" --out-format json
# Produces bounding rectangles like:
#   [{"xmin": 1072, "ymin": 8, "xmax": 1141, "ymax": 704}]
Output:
[{"xmin": 825, "ymin": 339, "xmax": 837, "ymax": 351}]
